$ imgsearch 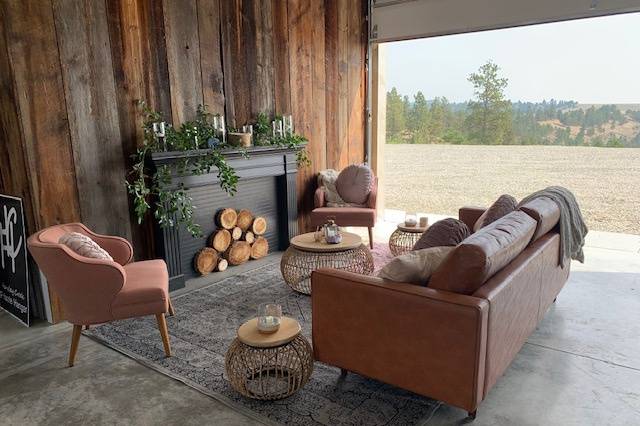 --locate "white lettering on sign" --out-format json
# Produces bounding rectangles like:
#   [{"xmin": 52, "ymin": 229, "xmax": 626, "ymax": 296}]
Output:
[{"xmin": 0, "ymin": 205, "xmax": 23, "ymax": 274}]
